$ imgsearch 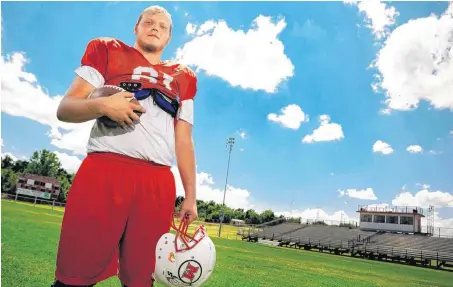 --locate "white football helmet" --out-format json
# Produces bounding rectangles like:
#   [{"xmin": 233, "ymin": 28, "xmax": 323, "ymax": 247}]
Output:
[{"xmin": 153, "ymin": 213, "xmax": 216, "ymax": 286}]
